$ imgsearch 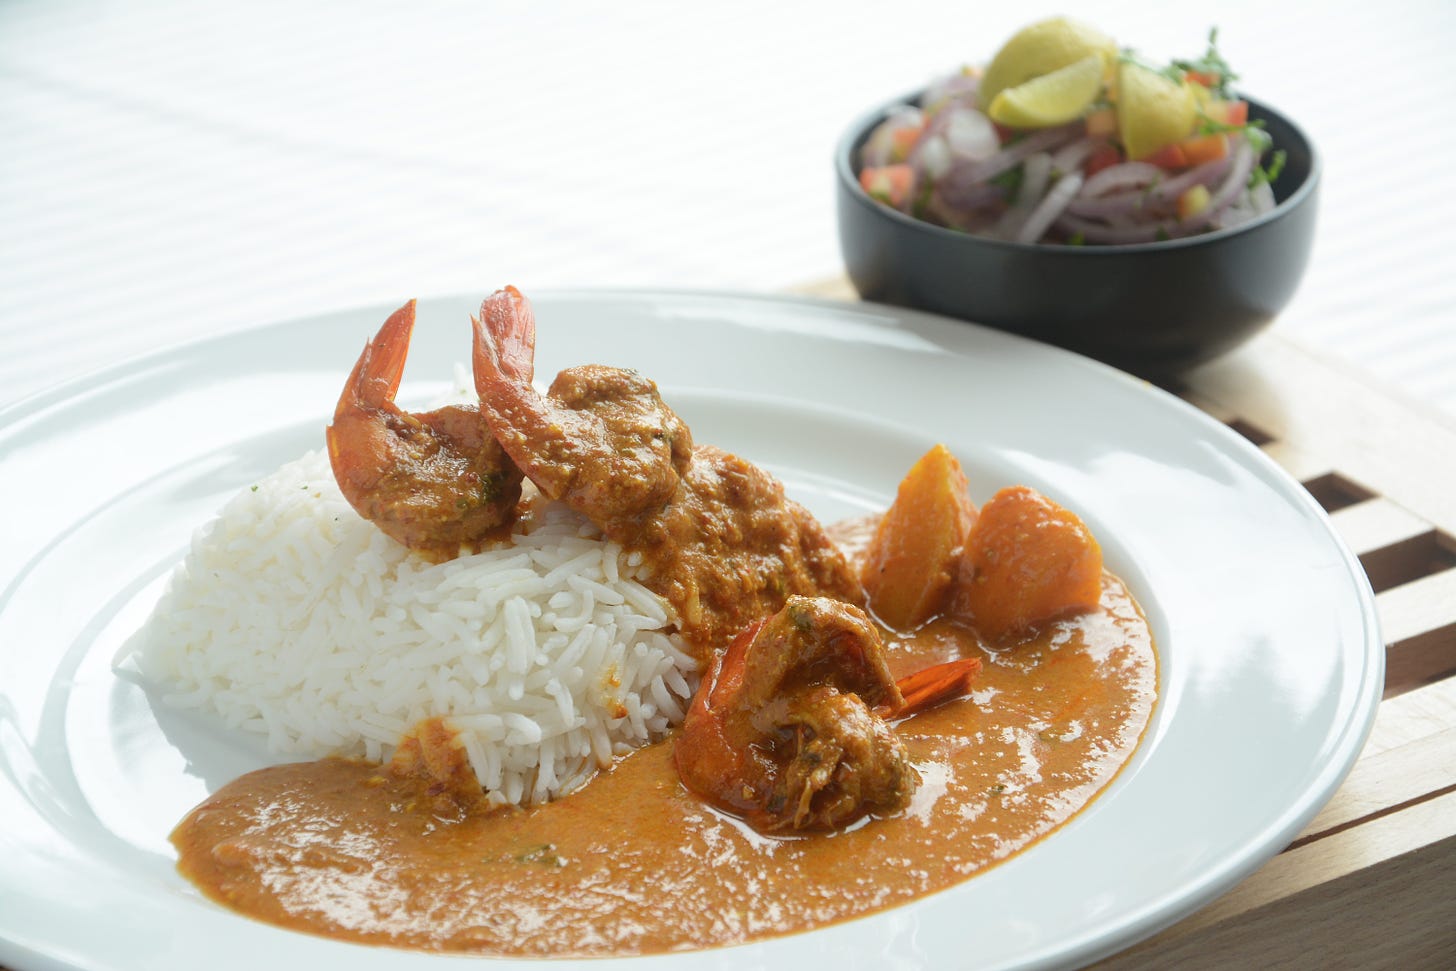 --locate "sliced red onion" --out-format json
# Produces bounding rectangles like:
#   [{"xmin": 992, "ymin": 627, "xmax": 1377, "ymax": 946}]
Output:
[
  {"xmin": 1016, "ymin": 171, "xmax": 1085, "ymax": 244},
  {"xmin": 1211, "ymin": 195, "xmax": 1256, "ymax": 231},
  {"xmin": 1080, "ymin": 161, "xmax": 1163, "ymax": 198},
  {"xmin": 943, "ymin": 107, "xmax": 999, "ymax": 161},
  {"xmin": 925, "ymin": 191, "xmax": 1004, "ymax": 233},
  {"xmin": 1018, "ymin": 152, "xmax": 1054, "ymax": 206},
  {"xmin": 908, "ymin": 104, "xmax": 994, "ymax": 180},
  {"xmin": 994, "ymin": 152, "xmax": 1053, "ymax": 239},
  {"xmin": 1150, "ymin": 153, "xmax": 1235, "ymax": 201},
  {"xmin": 1064, "ymin": 190, "xmax": 1170, "ymax": 220},
  {"xmin": 906, "ymin": 105, "xmax": 951, "ymax": 174},
  {"xmin": 918, "ymin": 135, "xmax": 954, "ymax": 181},
  {"xmin": 1055, "ymin": 140, "xmax": 1257, "ymax": 244},
  {"xmin": 937, "ymin": 123, "xmax": 1082, "ymax": 198},
  {"xmin": 1065, "ymin": 144, "xmax": 1236, "ymax": 218},
  {"xmin": 1249, "ymin": 180, "xmax": 1276, "ymax": 213},
  {"xmin": 1211, "ymin": 179, "xmax": 1276, "ymax": 230},
  {"xmin": 1051, "ymin": 214, "xmax": 1156, "ymax": 244},
  {"xmin": 922, "ymin": 70, "xmax": 981, "ymax": 113},
  {"xmin": 932, "ymin": 176, "xmax": 1010, "ymax": 215},
  {"xmin": 1049, "ymin": 136, "xmax": 1099, "ymax": 176},
  {"xmin": 1177, "ymin": 139, "xmax": 1257, "ymax": 228}
]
